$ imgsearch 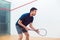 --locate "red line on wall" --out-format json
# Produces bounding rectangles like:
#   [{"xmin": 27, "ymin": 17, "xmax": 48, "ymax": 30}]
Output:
[
  {"xmin": 11, "ymin": 0, "xmax": 37, "ymax": 11},
  {"xmin": 0, "ymin": 0, "xmax": 37, "ymax": 11}
]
